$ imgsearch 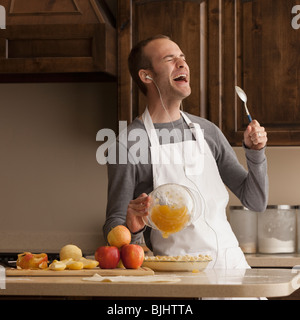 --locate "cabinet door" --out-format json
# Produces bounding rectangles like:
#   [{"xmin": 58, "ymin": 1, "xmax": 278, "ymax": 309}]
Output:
[
  {"xmin": 118, "ymin": 0, "xmax": 207, "ymax": 123},
  {"xmin": 209, "ymin": 0, "xmax": 300, "ymax": 146}
]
